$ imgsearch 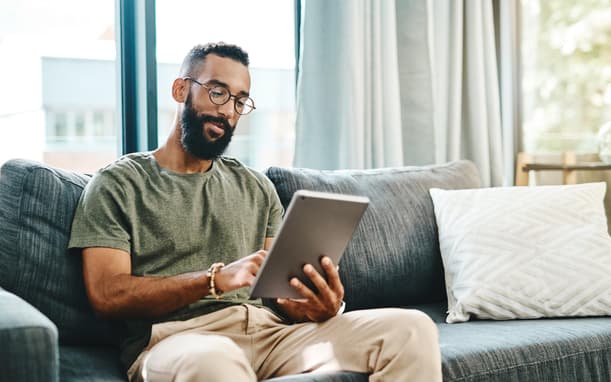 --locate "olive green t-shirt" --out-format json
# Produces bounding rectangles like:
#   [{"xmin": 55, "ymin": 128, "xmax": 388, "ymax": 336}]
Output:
[{"xmin": 68, "ymin": 152, "xmax": 283, "ymax": 369}]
